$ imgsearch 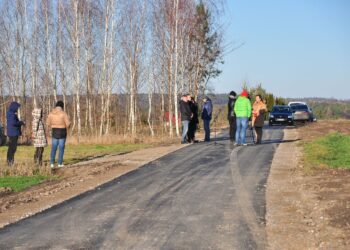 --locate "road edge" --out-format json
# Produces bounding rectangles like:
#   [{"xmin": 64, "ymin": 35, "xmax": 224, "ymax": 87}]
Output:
[{"xmin": 0, "ymin": 143, "xmax": 189, "ymax": 229}]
